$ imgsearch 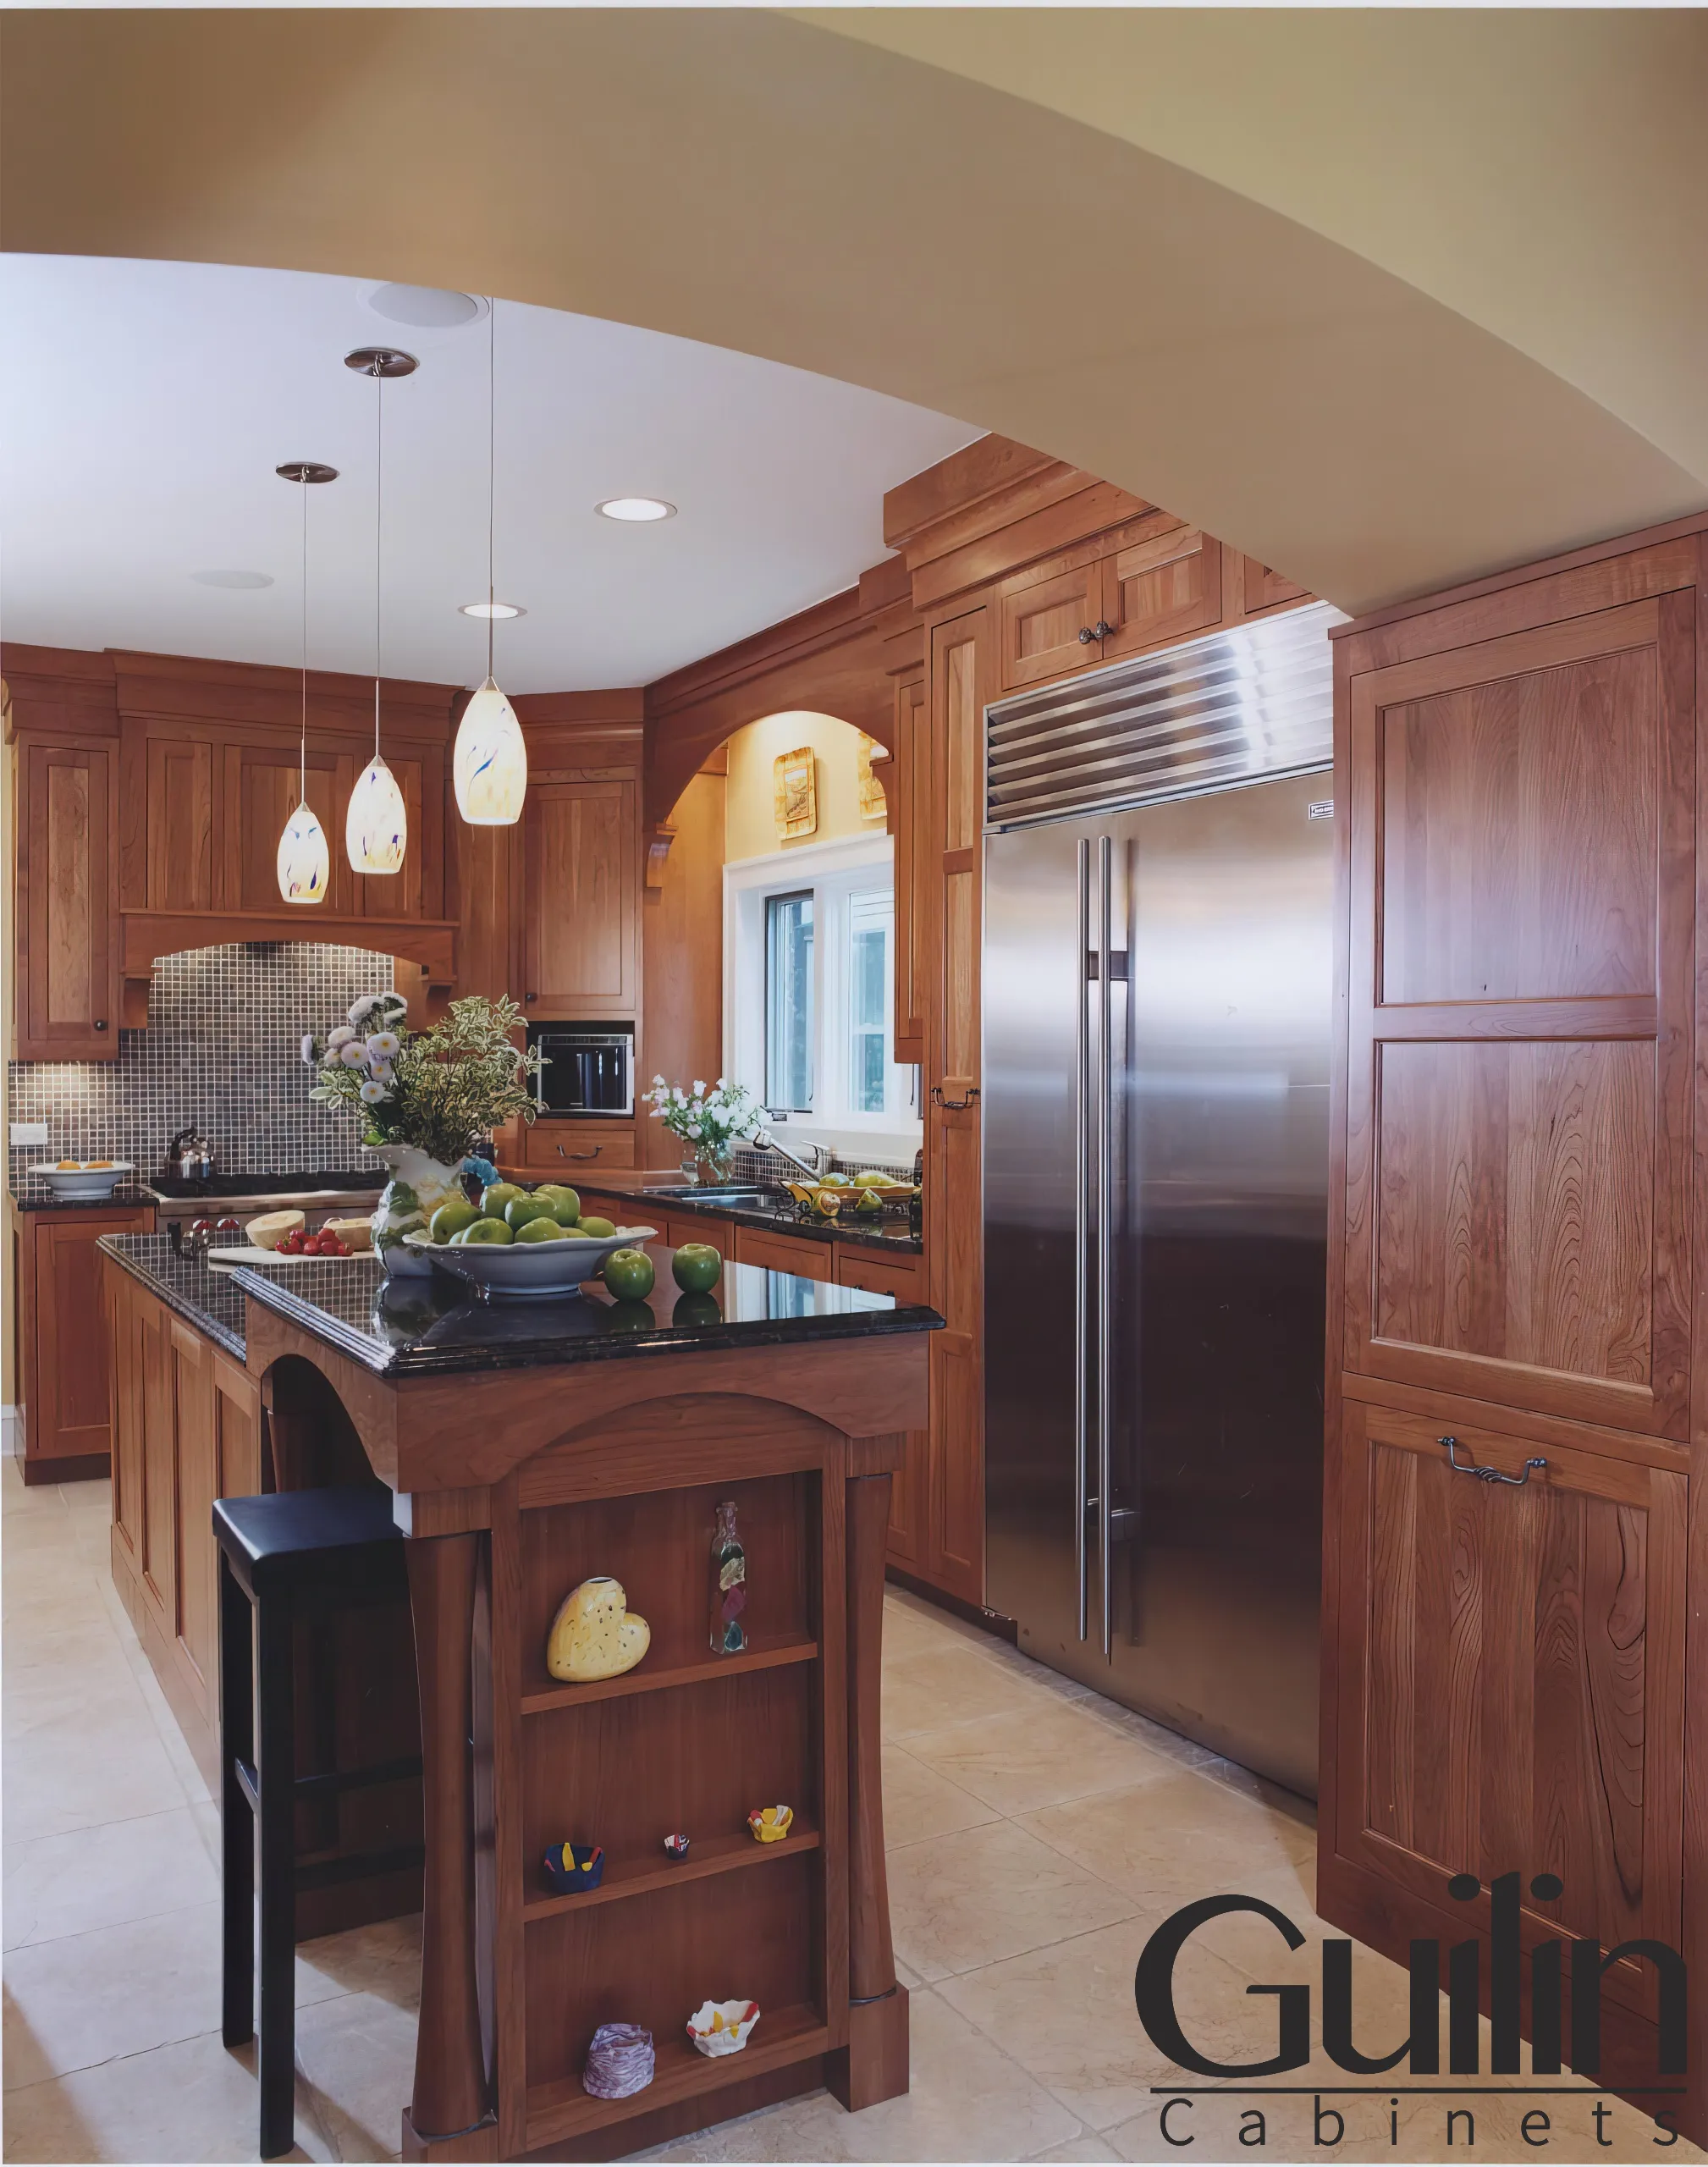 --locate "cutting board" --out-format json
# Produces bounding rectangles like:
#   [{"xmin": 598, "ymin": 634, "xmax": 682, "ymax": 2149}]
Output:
[{"xmin": 206, "ymin": 1247, "xmax": 366, "ymax": 1270}]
